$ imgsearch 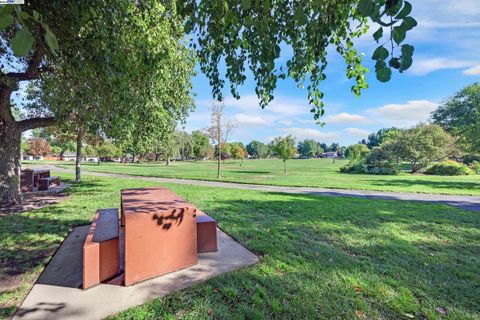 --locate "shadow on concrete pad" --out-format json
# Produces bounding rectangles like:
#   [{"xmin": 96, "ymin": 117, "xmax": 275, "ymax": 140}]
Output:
[
  {"xmin": 36, "ymin": 226, "xmax": 89, "ymax": 289},
  {"xmin": 15, "ymin": 226, "xmax": 258, "ymax": 320}
]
